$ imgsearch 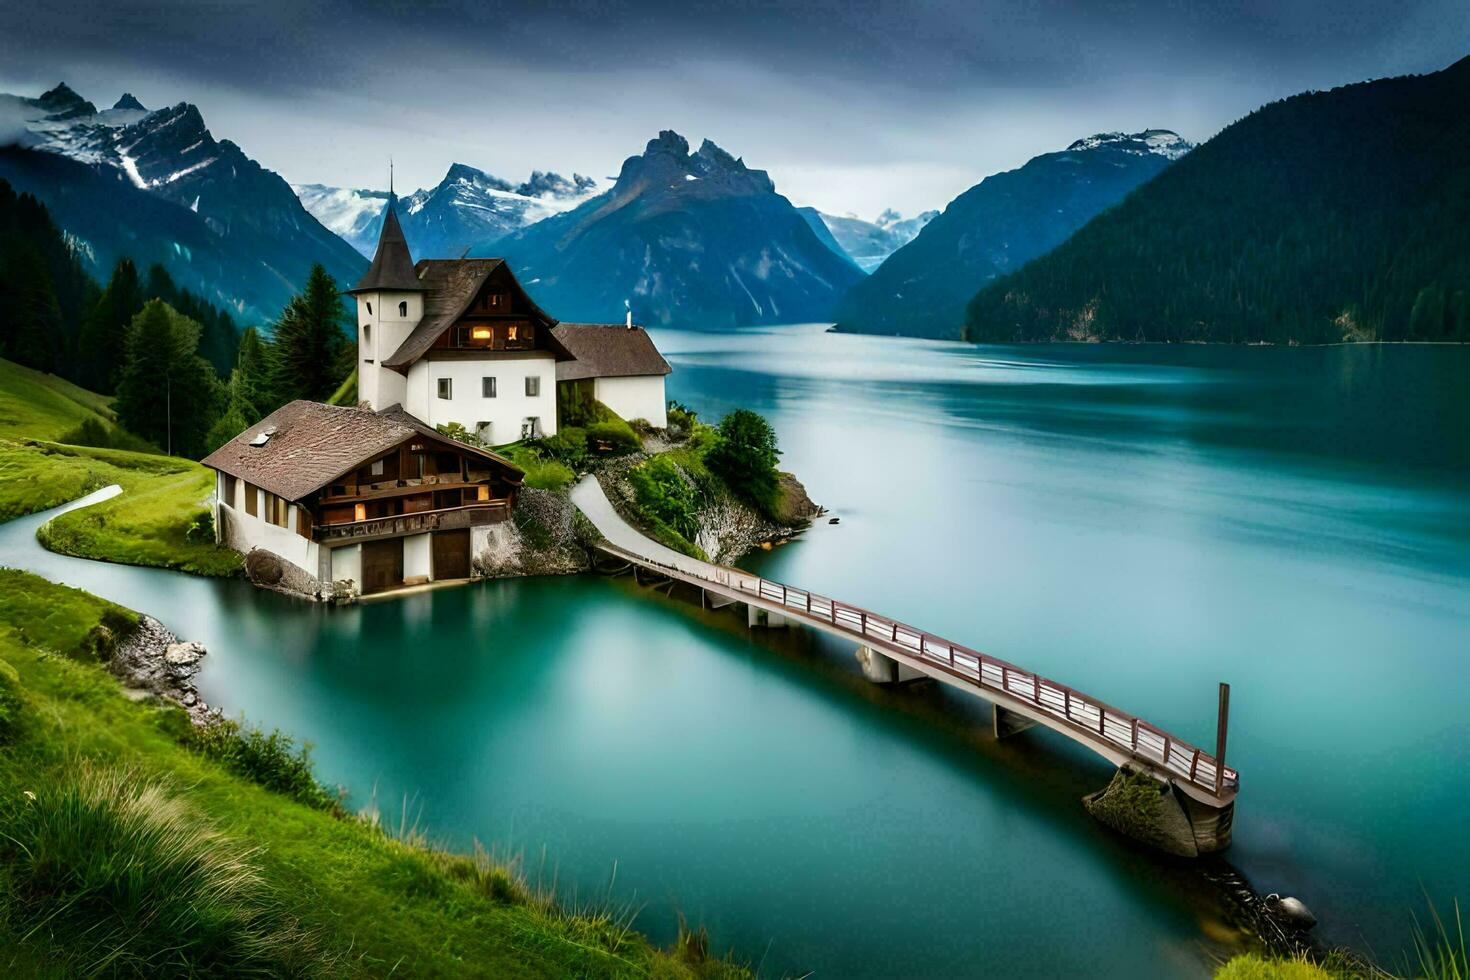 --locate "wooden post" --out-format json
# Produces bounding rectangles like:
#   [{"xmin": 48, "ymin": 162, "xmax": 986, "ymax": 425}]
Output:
[{"xmin": 1214, "ymin": 682, "xmax": 1231, "ymax": 796}]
